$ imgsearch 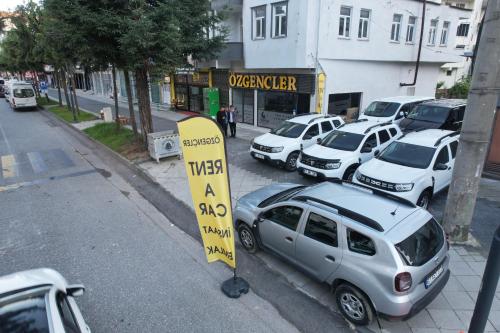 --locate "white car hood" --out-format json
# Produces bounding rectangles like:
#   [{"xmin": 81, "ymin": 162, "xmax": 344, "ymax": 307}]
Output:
[
  {"xmin": 302, "ymin": 144, "xmax": 356, "ymax": 161},
  {"xmin": 254, "ymin": 133, "xmax": 297, "ymax": 147},
  {"xmin": 359, "ymin": 158, "xmax": 427, "ymax": 183},
  {"xmin": 358, "ymin": 115, "xmax": 393, "ymax": 123},
  {"xmin": 0, "ymin": 268, "xmax": 68, "ymax": 295}
]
